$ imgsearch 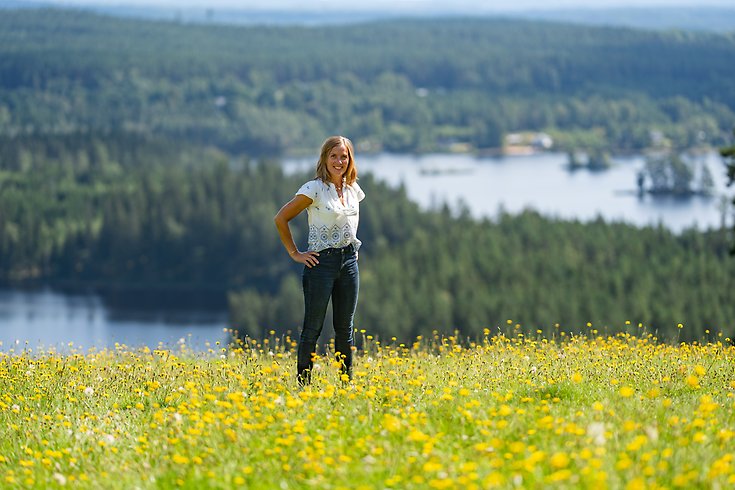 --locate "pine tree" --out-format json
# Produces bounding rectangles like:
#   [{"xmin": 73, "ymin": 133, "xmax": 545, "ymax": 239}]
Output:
[{"xmin": 720, "ymin": 130, "xmax": 735, "ymax": 254}]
